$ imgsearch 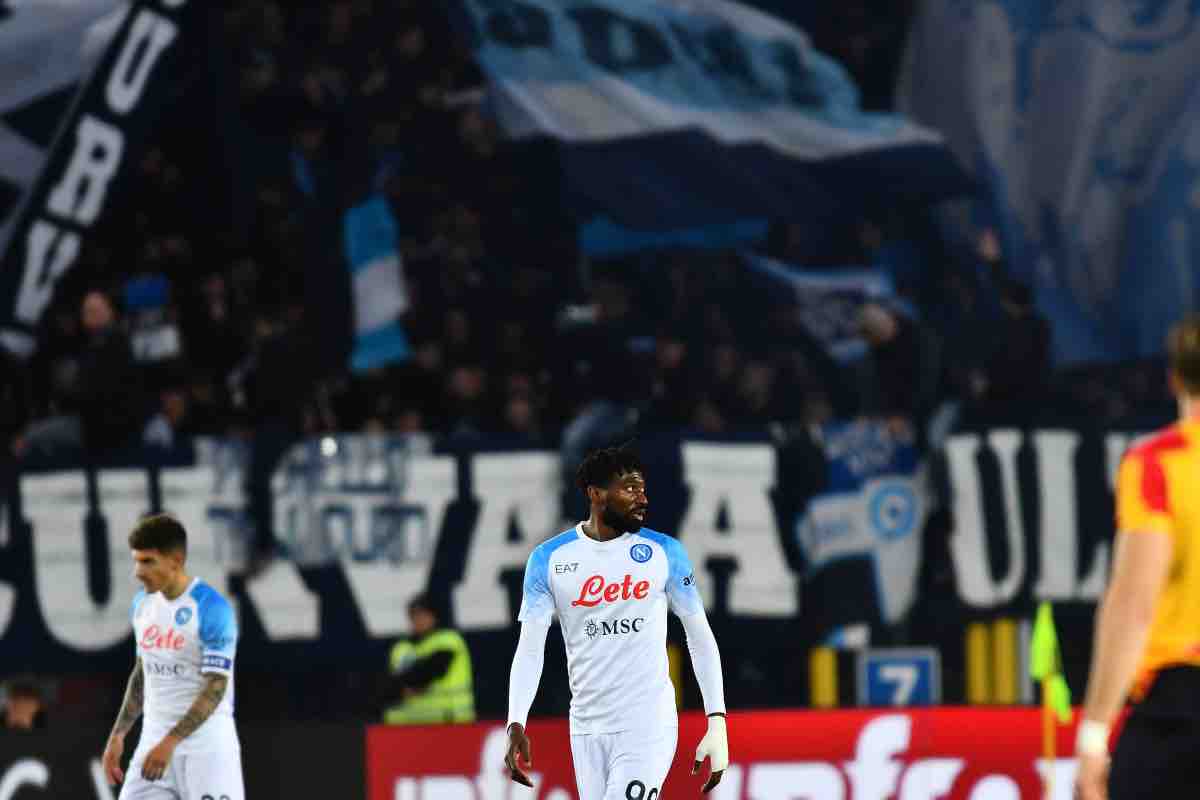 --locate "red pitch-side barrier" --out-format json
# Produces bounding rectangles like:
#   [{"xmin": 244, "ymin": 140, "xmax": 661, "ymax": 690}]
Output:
[{"xmin": 367, "ymin": 708, "xmax": 1100, "ymax": 800}]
